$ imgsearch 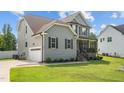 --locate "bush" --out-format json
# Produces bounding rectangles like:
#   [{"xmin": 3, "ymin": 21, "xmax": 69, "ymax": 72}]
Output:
[
  {"xmin": 58, "ymin": 58, "xmax": 64, "ymax": 62},
  {"xmin": 53, "ymin": 58, "xmax": 58, "ymax": 62},
  {"xmin": 75, "ymin": 57, "xmax": 79, "ymax": 61},
  {"xmin": 45, "ymin": 57, "xmax": 52, "ymax": 63},
  {"xmin": 12, "ymin": 55, "xmax": 19, "ymax": 59},
  {"xmin": 70, "ymin": 58, "xmax": 75, "ymax": 61},
  {"xmin": 65, "ymin": 59, "xmax": 69, "ymax": 62},
  {"xmin": 96, "ymin": 56, "xmax": 103, "ymax": 60},
  {"xmin": 99, "ymin": 57, "xmax": 103, "ymax": 60}
]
